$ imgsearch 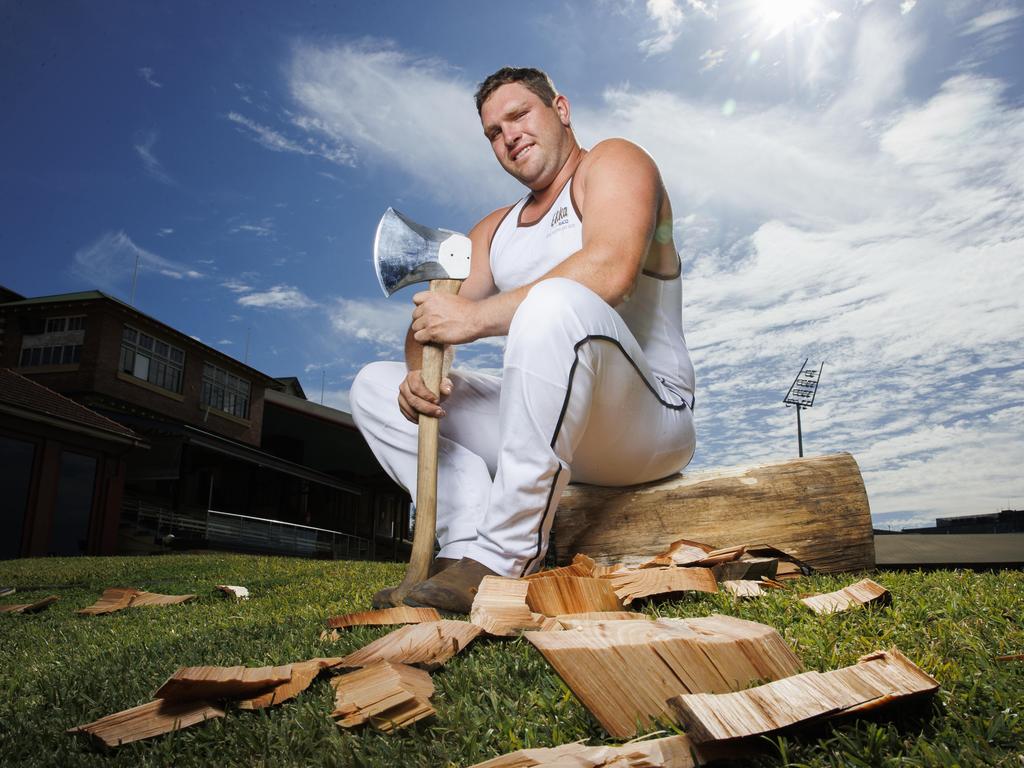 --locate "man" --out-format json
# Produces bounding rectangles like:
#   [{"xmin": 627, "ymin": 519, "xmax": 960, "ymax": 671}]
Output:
[{"xmin": 350, "ymin": 67, "xmax": 696, "ymax": 613}]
